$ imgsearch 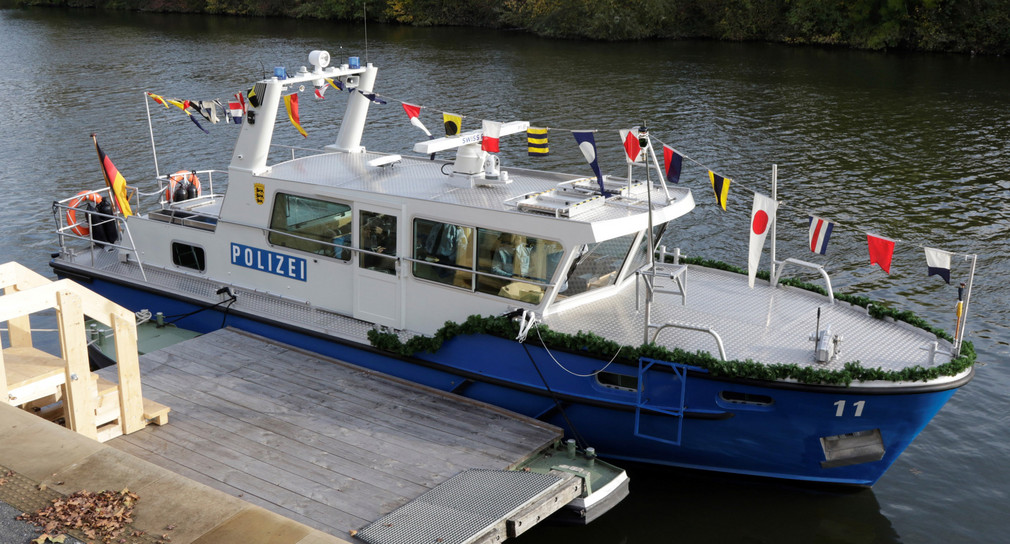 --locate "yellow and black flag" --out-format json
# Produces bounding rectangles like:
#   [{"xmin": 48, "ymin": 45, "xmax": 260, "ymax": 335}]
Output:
[
  {"xmin": 709, "ymin": 170, "xmax": 730, "ymax": 210},
  {"xmin": 443, "ymin": 112, "xmax": 462, "ymax": 136},
  {"xmin": 527, "ymin": 127, "xmax": 549, "ymax": 157}
]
